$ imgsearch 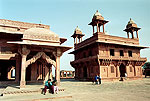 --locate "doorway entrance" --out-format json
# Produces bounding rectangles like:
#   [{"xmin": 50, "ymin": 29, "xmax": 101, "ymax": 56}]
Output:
[
  {"xmin": 0, "ymin": 60, "xmax": 16, "ymax": 81},
  {"xmin": 119, "ymin": 63, "xmax": 126, "ymax": 77}
]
